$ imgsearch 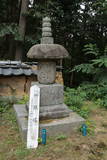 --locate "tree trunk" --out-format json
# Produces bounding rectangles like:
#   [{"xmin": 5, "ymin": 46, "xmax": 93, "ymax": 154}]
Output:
[
  {"xmin": 8, "ymin": 36, "xmax": 15, "ymax": 60},
  {"xmin": 15, "ymin": 0, "xmax": 29, "ymax": 61}
]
